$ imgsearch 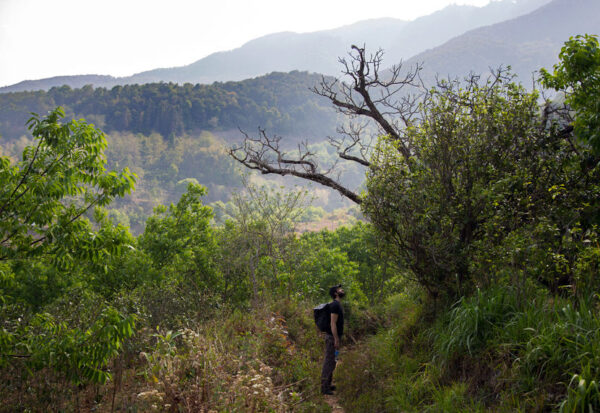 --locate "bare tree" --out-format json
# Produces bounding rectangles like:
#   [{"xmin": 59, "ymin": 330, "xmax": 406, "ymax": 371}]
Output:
[
  {"xmin": 229, "ymin": 45, "xmax": 425, "ymax": 204},
  {"xmin": 225, "ymin": 178, "xmax": 309, "ymax": 304}
]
